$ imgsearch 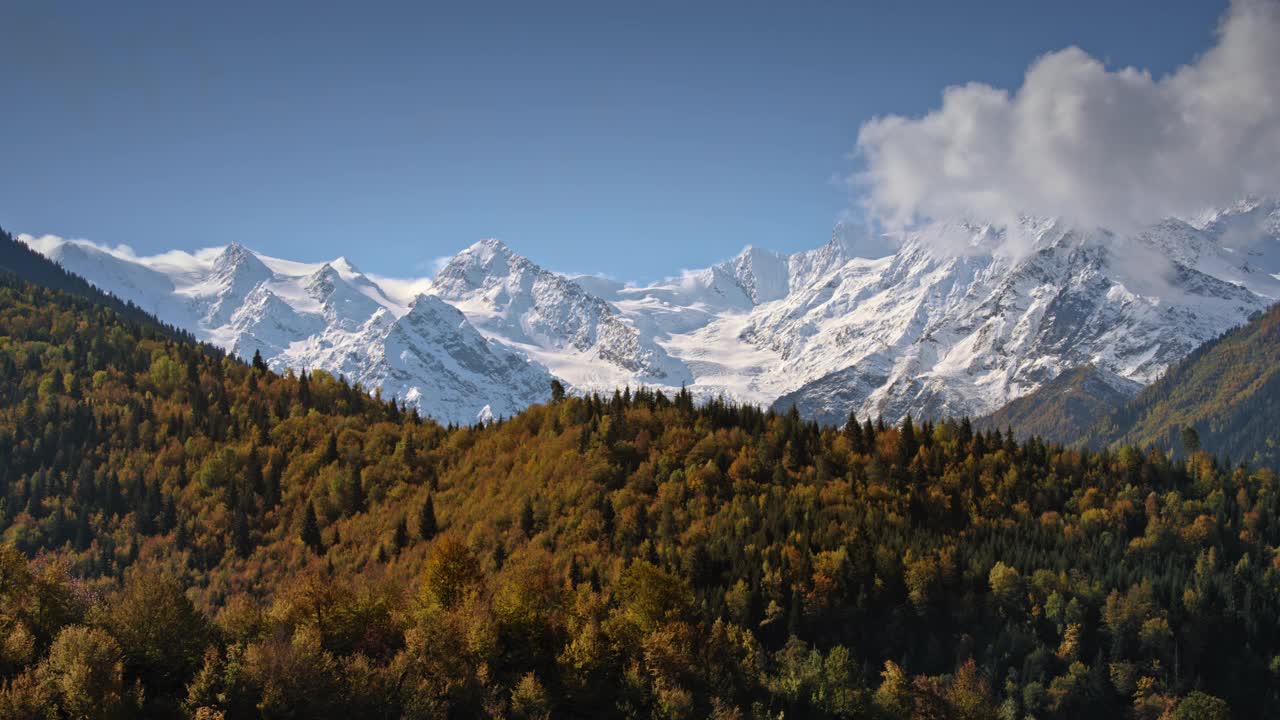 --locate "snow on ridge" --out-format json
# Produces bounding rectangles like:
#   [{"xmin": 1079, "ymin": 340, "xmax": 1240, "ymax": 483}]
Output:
[{"xmin": 19, "ymin": 201, "xmax": 1280, "ymax": 425}]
